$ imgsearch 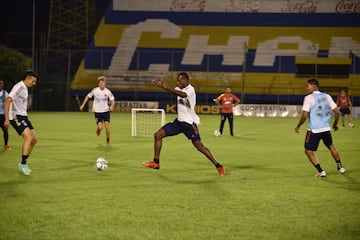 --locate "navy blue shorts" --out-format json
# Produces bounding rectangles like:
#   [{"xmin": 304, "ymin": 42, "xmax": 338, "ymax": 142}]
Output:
[
  {"xmin": 304, "ymin": 130, "xmax": 333, "ymax": 151},
  {"xmin": 95, "ymin": 111, "xmax": 110, "ymax": 123},
  {"xmin": 10, "ymin": 115, "xmax": 34, "ymax": 135},
  {"xmin": 162, "ymin": 118, "xmax": 201, "ymax": 142},
  {"xmin": 339, "ymin": 108, "xmax": 351, "ymax": 117}
]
